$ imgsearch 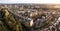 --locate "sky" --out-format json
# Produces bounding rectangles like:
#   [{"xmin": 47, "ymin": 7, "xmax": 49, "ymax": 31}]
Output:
[{"xmin": 0, "ymin": 0, "xmax": 60, "ymax": 4}]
